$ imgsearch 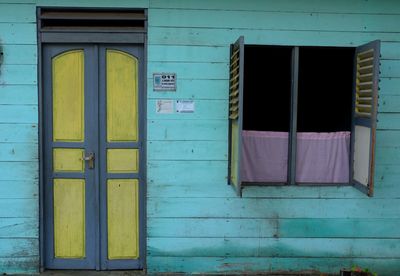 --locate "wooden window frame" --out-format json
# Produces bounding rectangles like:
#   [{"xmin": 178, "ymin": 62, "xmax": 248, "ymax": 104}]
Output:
[{"xmin": 228, "ymin": 37, "xmax": 380, "ymax": 197}]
